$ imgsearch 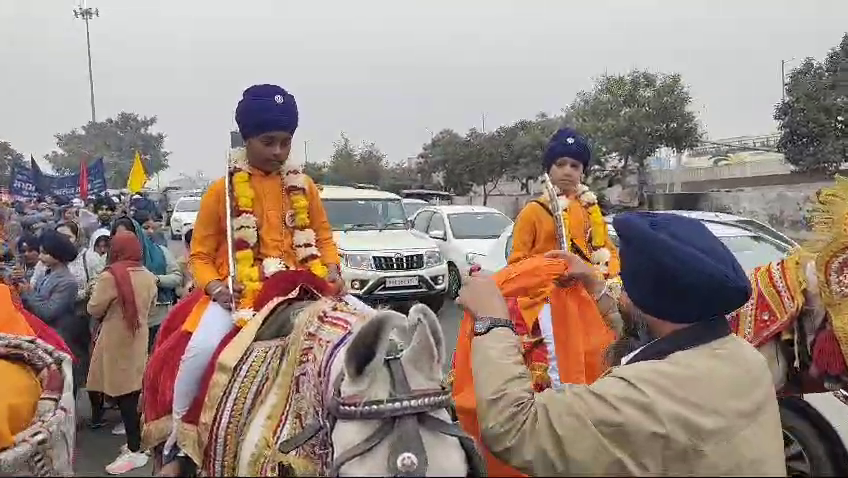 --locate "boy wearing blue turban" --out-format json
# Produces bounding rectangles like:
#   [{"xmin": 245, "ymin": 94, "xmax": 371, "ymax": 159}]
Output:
[
  {"xmin": 459, "ymin": 212, "xmax": 784, "ymax": 476},
  {"xmin": 159, "ymin": 84, "xmax": 346, "ymax": 472},
  {"xmin": 509, "ymin": 127, "xmax": 619, "ymax": 276}
]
